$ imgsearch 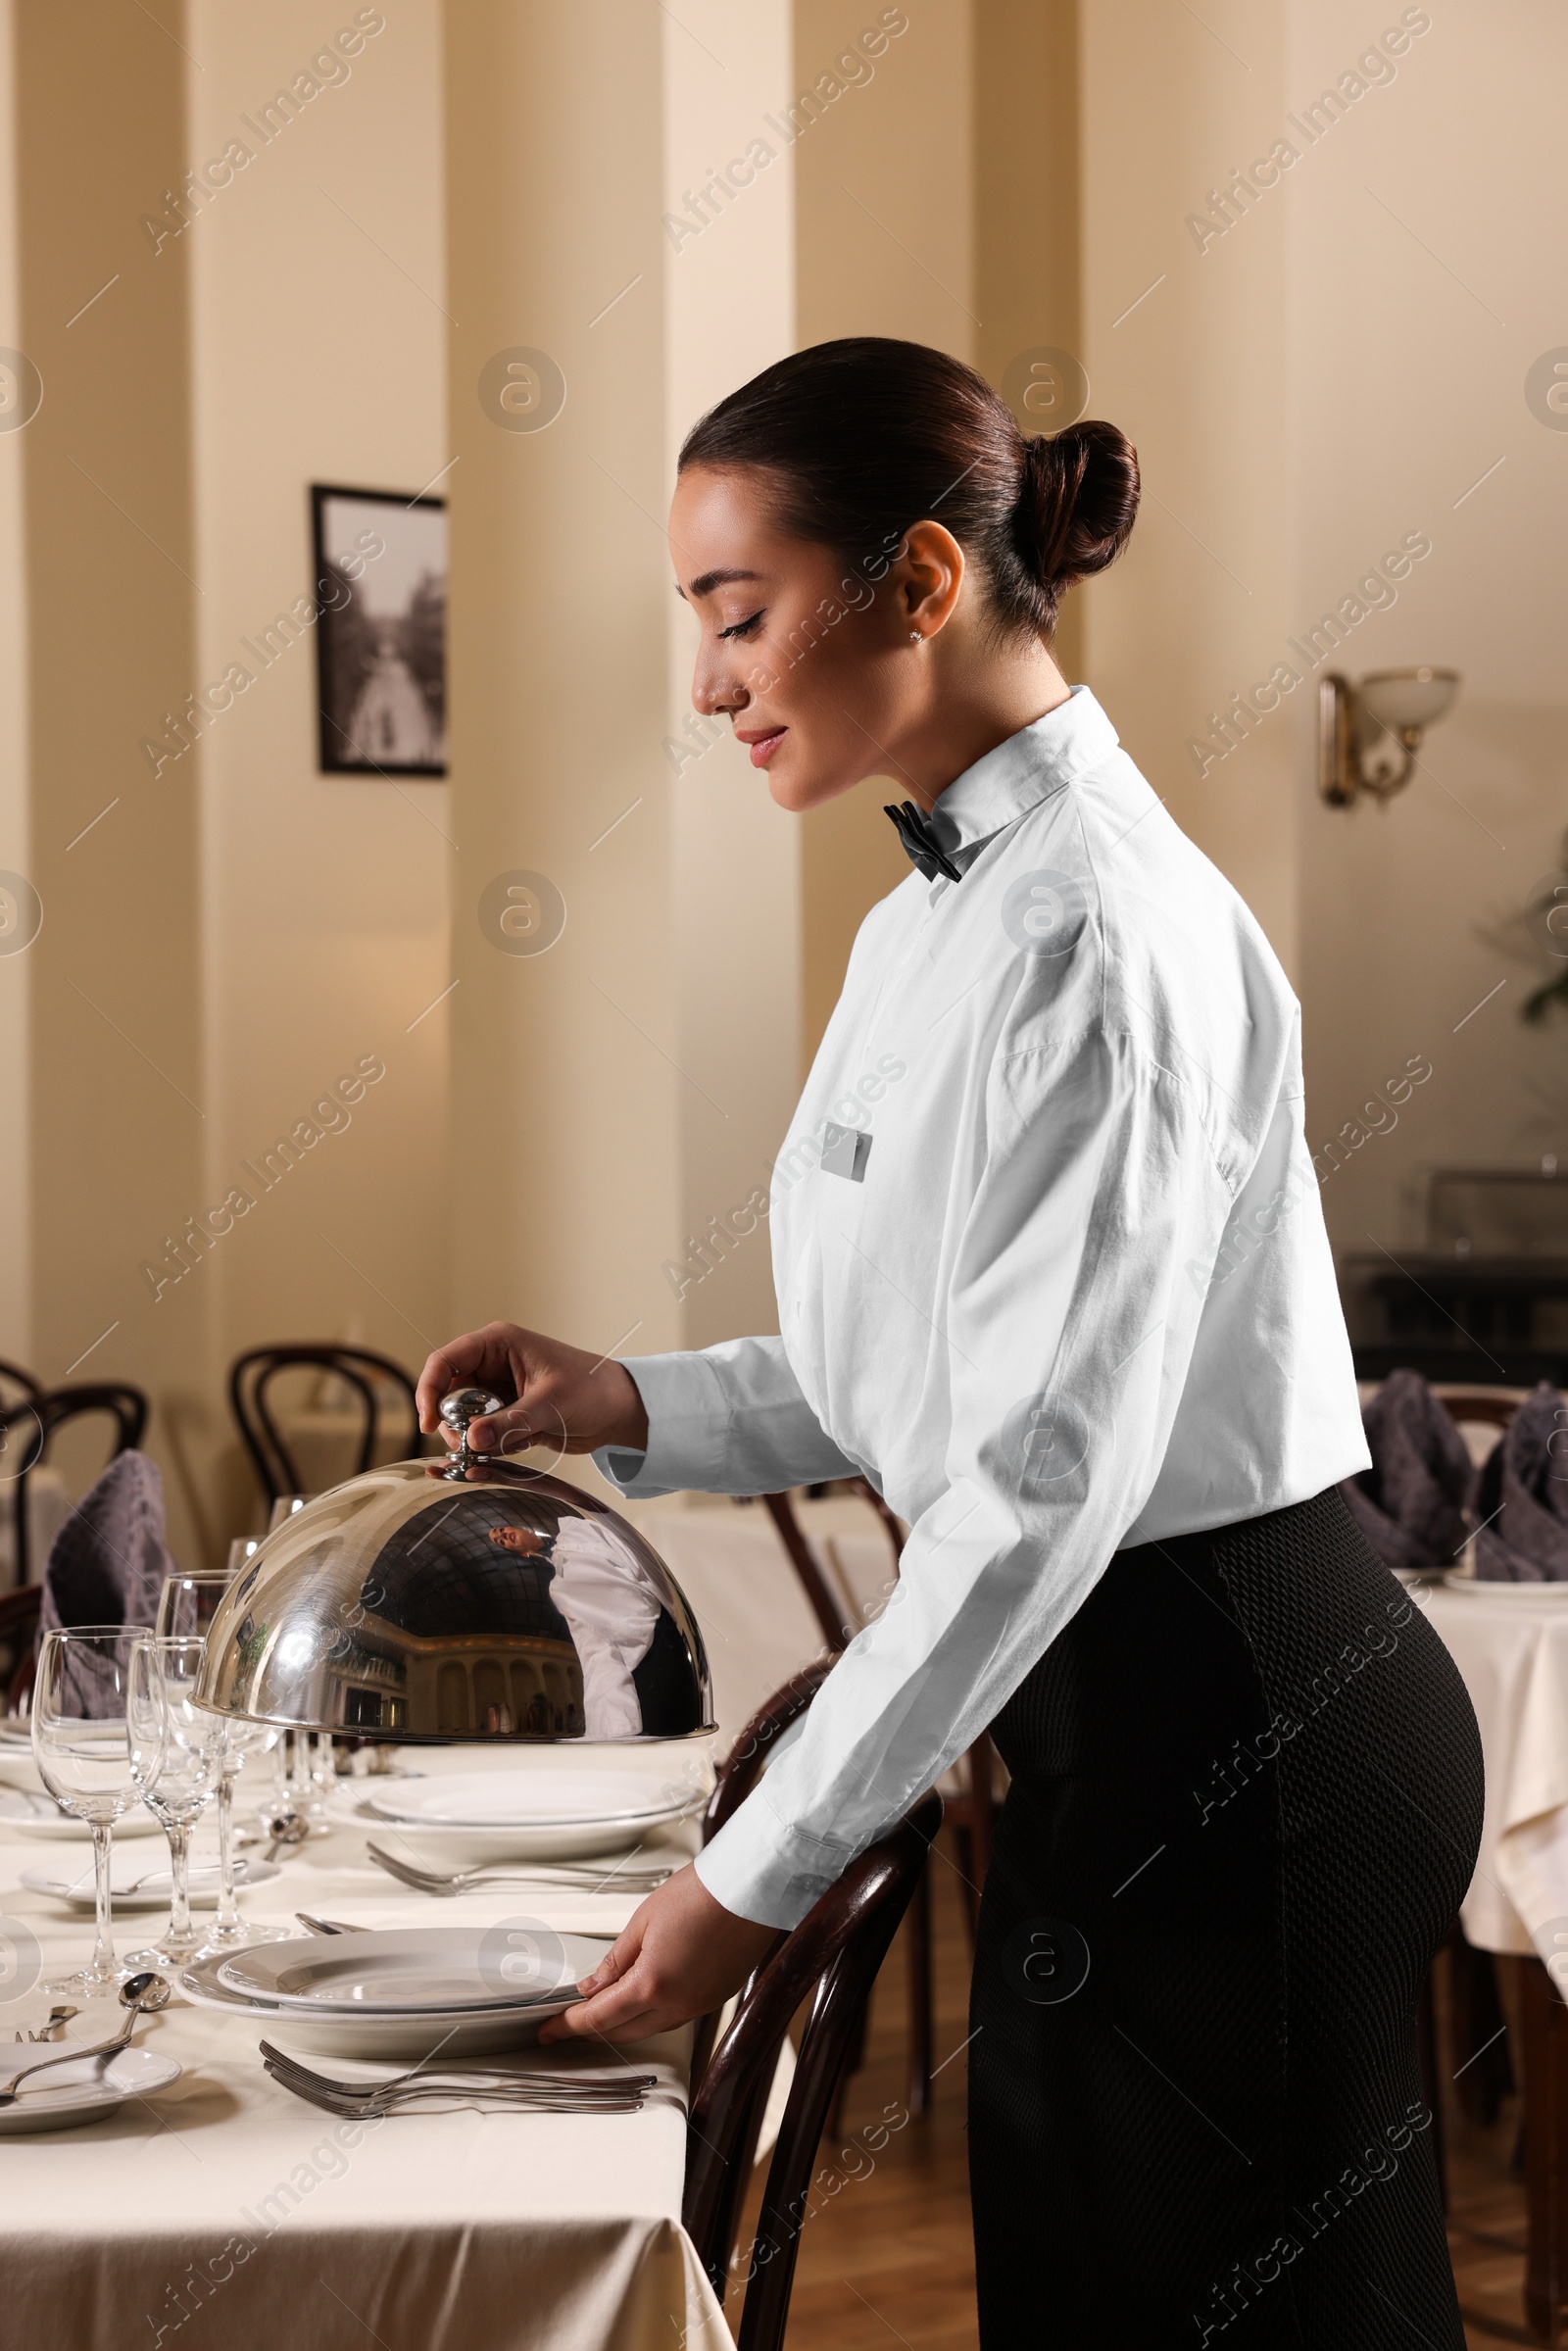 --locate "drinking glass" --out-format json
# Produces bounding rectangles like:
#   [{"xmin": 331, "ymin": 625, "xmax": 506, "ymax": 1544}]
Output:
[
  {"xmin": 125, "ymin": 1636, "xmax": 225, "ymax": 1968},
  {"xmin": 156, "ymin": 1567, "xmax": 283, "ymax": 1949},
  {"xmin": 30, "ymin": 1626, "xmax": 160, "ymax": 1994},
  {"xmin": 284, "ymin": 1727, "xmax": 332, "ymax": 1836}
]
